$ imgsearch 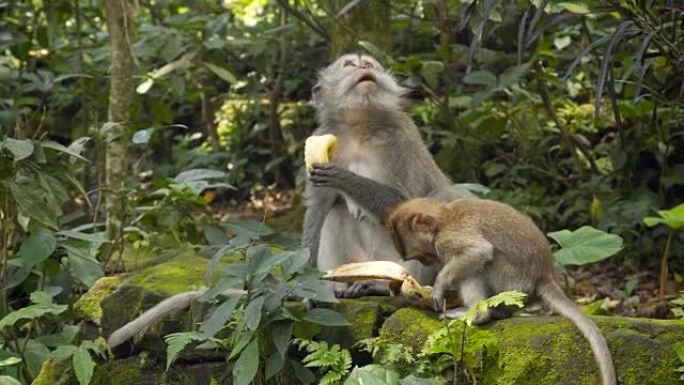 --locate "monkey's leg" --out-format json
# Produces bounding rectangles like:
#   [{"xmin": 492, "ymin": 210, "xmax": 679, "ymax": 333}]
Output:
[
  {"xmin": 302, "ymin": 187, "xmax": 337, "ymax": 267},
  {"xmin": 432, "ymin": 237, "xmax": 493, "ymax": 312},
  {"xmin": 458, "ymin": 275, "xmax": 493, "ymax": 325},
  {"xmin": 309, "ymin": 163, "xmax": 407, "ymax": 222}
]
